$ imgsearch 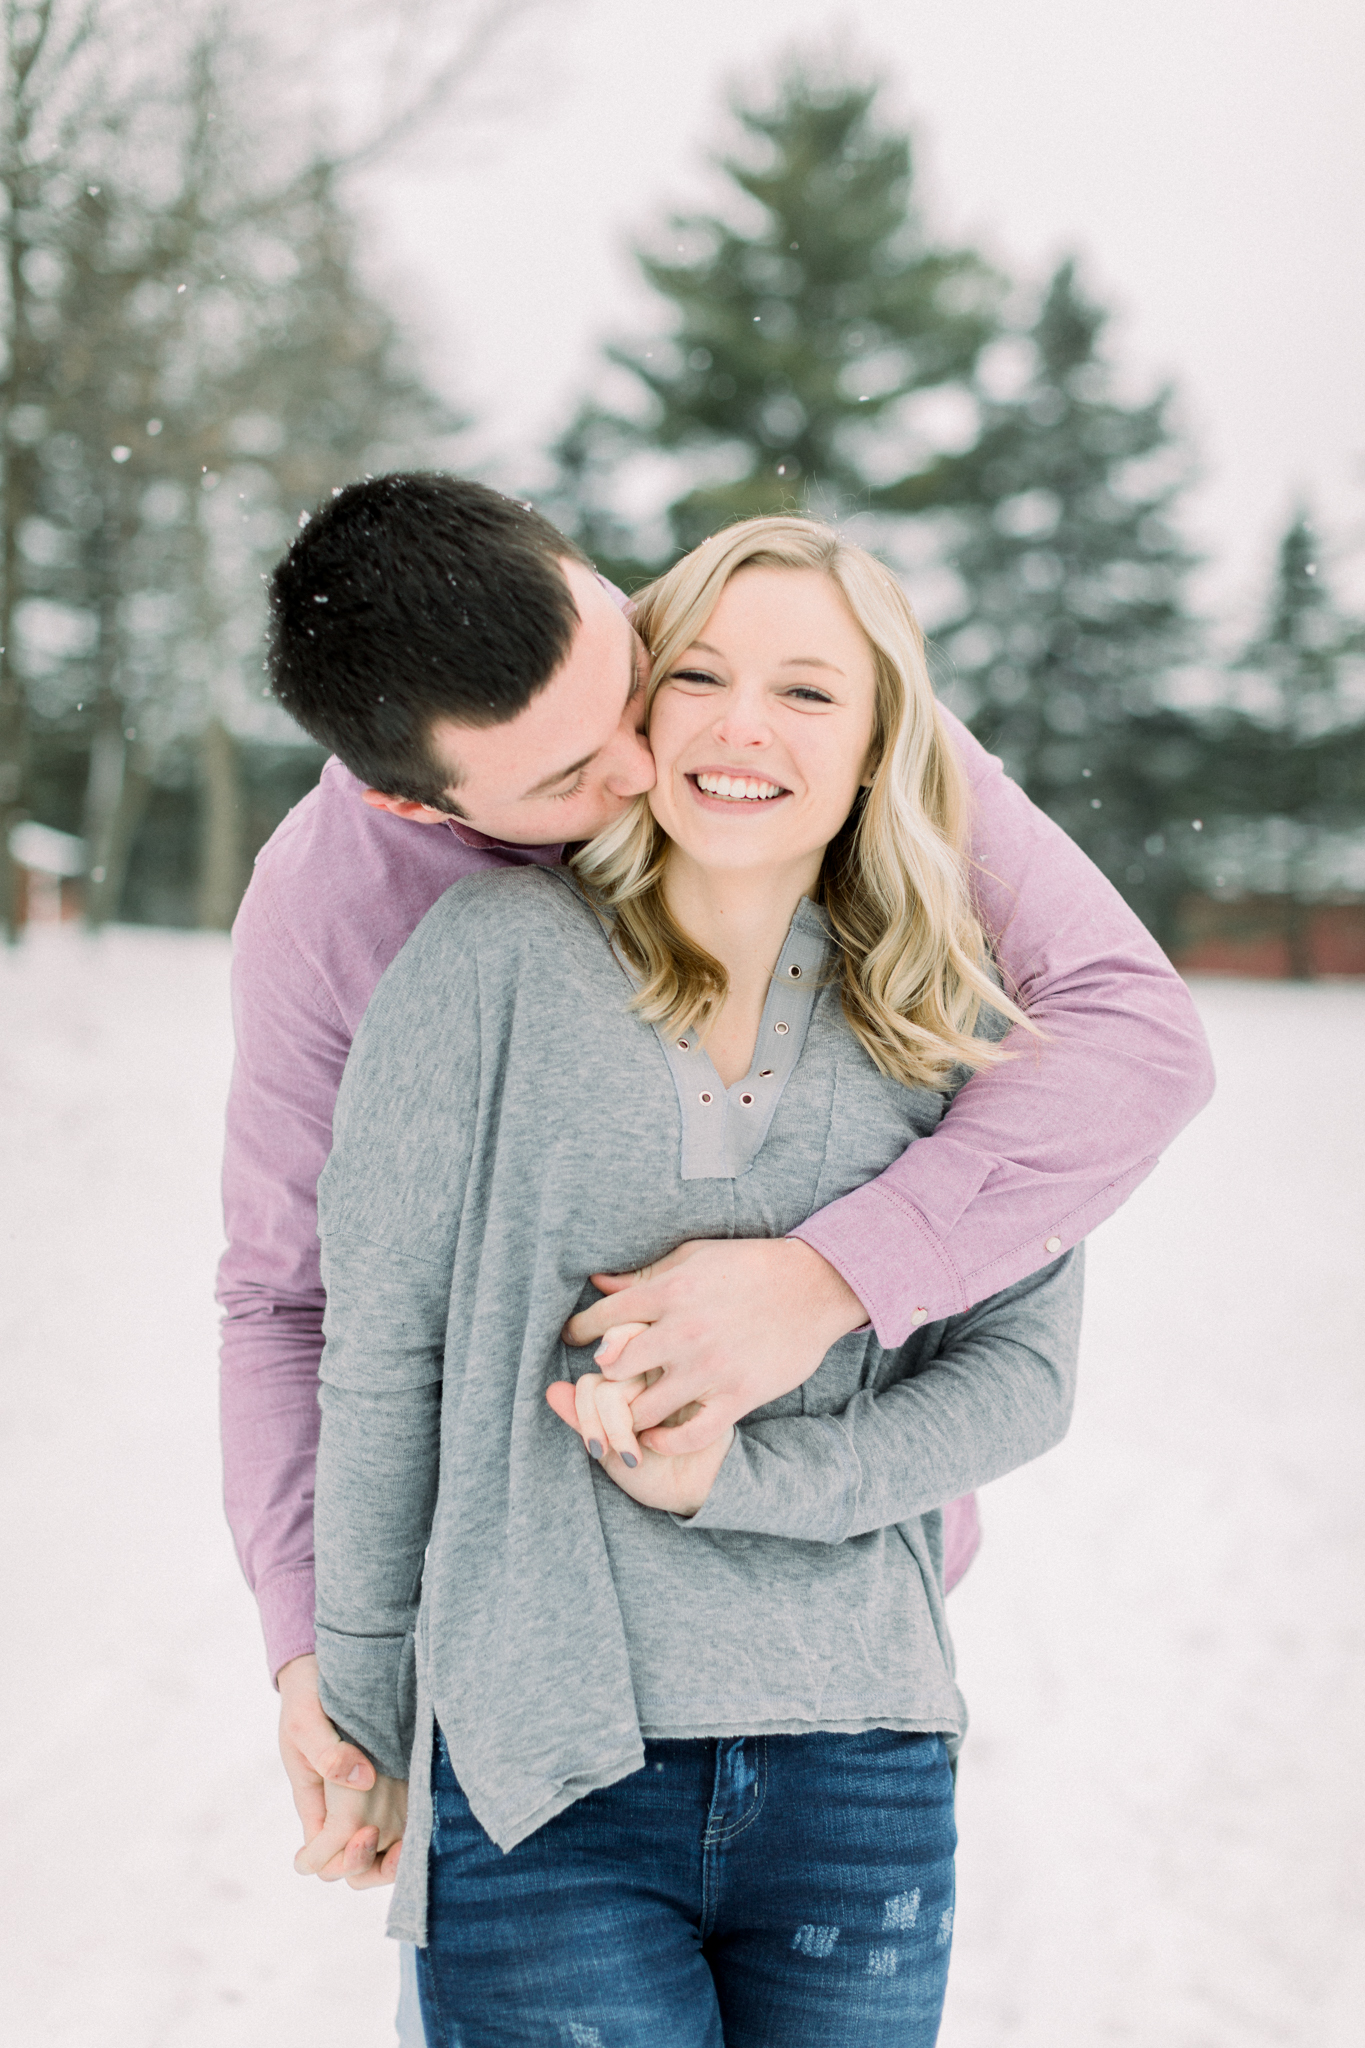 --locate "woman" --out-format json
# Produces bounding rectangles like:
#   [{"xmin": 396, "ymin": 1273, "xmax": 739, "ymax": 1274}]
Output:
[{"xmin": 313, "ymin": 517, "xmax": 1083, "ymax": 2047}]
